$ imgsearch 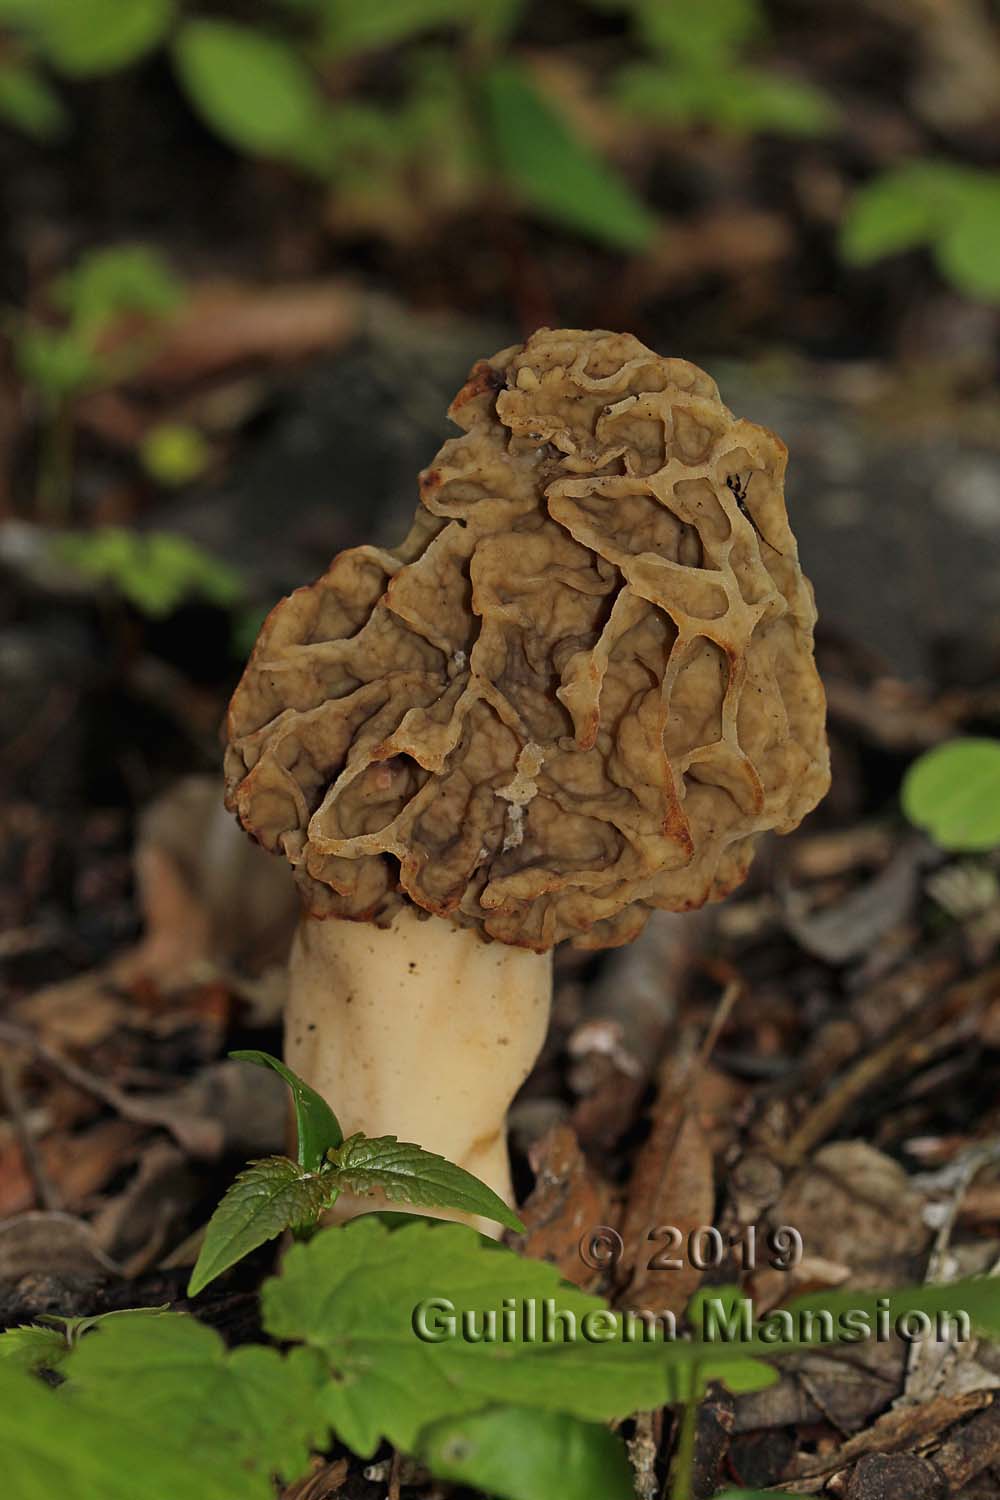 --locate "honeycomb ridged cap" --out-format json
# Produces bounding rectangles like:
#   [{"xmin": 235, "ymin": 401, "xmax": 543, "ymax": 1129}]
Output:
[{"xmin": 225, "ymin": 328, "xmax": 830, "ymax": 951}]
